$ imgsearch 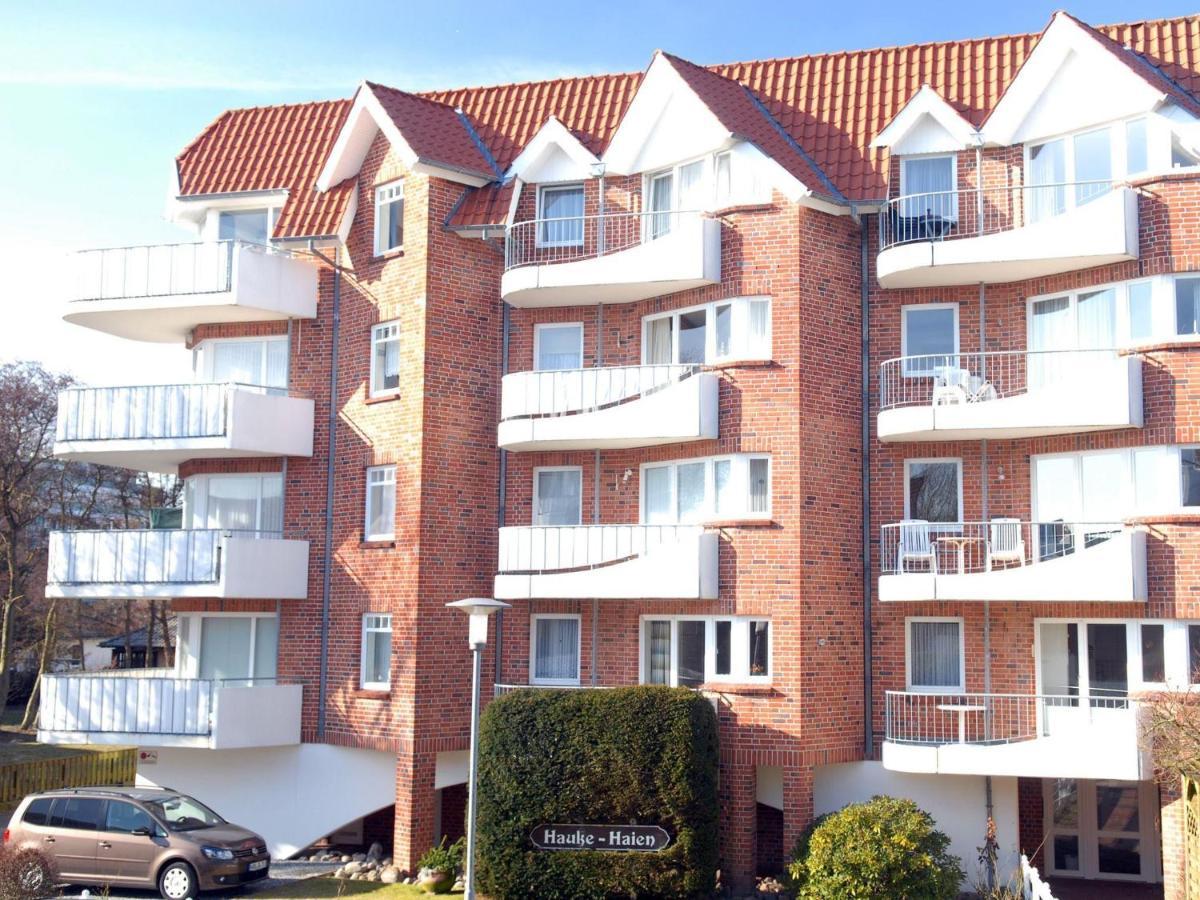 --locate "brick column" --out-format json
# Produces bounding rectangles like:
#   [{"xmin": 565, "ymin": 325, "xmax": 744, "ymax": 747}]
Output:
[
  {"xmin": 781, "ymin": 766, "xmax": 814, "ymax": 873},
  {"xmin": 1160, "ymin": 779, "xmax": 1185, "ymax": 900},
  {"xmin": 720, "ymin": 761, "xmax": 757, "ymax": 890},
  {"xmin": 392, "ymin": 750, "xmax": 437, "ymax": 874}
]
